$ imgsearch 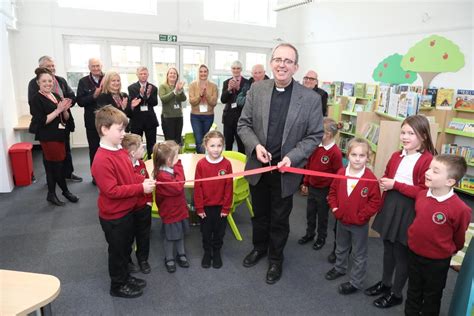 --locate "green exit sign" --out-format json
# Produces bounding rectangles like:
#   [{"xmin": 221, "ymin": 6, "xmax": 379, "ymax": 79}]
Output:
[{"xmin": 159, "ymin": 34, "xmax": 177, "ymax": 42}]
